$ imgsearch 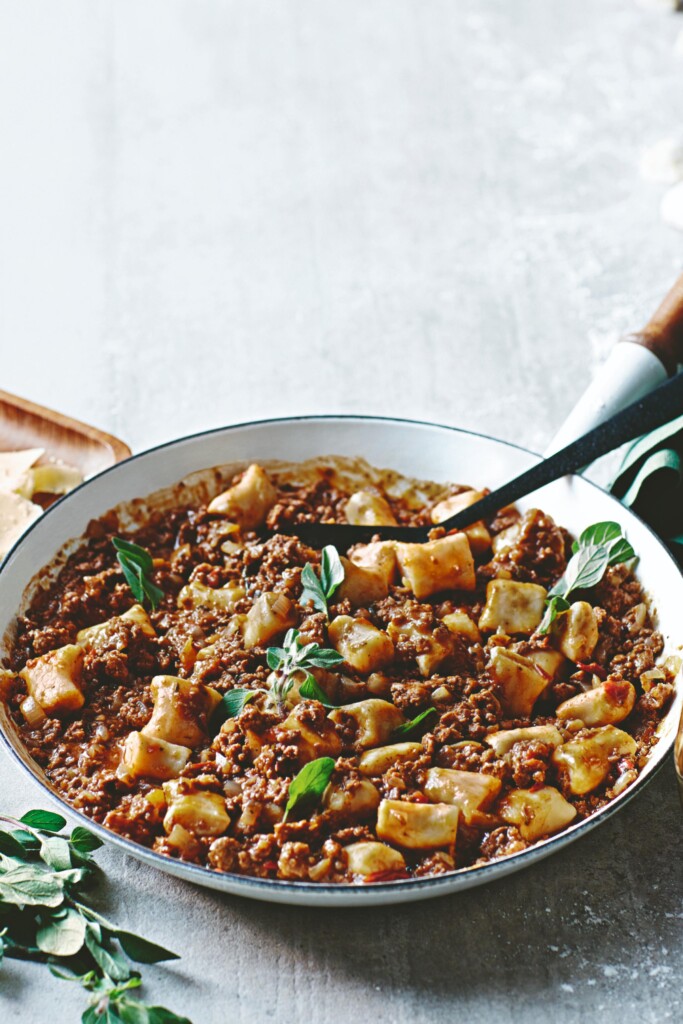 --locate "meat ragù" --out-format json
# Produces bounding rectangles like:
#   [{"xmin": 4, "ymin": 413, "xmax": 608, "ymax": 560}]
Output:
[{"xmin": 1, "ymin": 459, "xmax": 677, "ymax": 884}]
